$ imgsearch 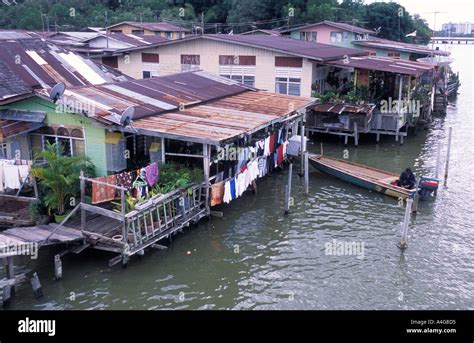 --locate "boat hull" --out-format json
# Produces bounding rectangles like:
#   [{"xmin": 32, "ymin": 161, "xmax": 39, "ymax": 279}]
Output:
[{"xmin": 309, "ymin": 155, "xmax": 415, "ymax": 200}]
